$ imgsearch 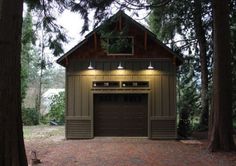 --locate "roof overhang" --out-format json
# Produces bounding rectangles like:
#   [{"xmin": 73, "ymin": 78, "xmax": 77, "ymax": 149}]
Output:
[{"xmin": 57, "ymin": 11, "xmax": 184, "ymax": 67}]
